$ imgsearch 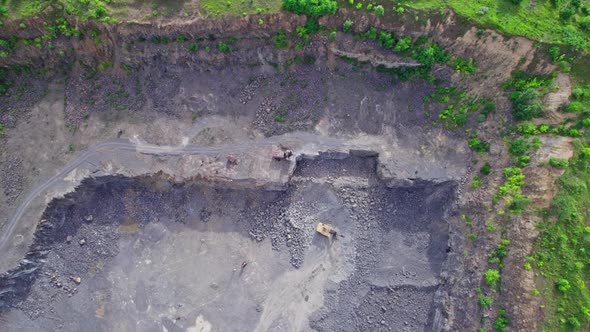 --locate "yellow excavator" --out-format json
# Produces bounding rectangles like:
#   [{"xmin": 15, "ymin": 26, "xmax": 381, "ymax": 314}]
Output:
[{"xmin": 316, "ymin": 223, "xmax": 338, "ymax": 239}]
